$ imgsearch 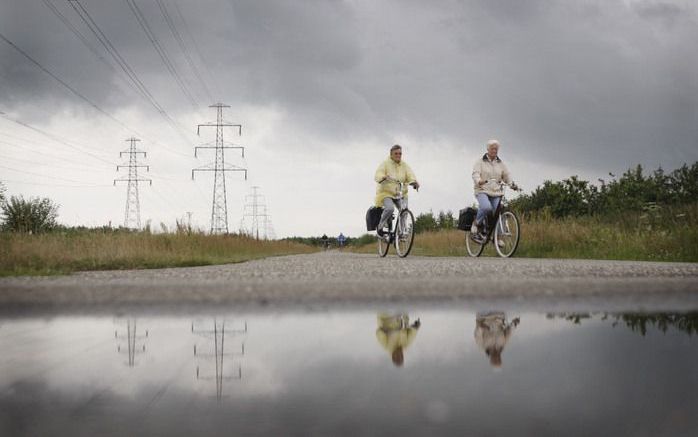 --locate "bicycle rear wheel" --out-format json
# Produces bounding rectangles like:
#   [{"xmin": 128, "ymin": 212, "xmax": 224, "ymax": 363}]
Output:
[
  {"xmin": 494, "ymin": 211, "xmax": 520, "ymax": 258},
  {"xmin": 395, "ymin": 209, "xmax": 415, "ymax": 257},
  {"xmin": 465, "ymin": 231, "xmax": 485, "ymax": 257},
  {"xmin": 377, "ymin": 233, "xmax": 390, "ymax": 257}
]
